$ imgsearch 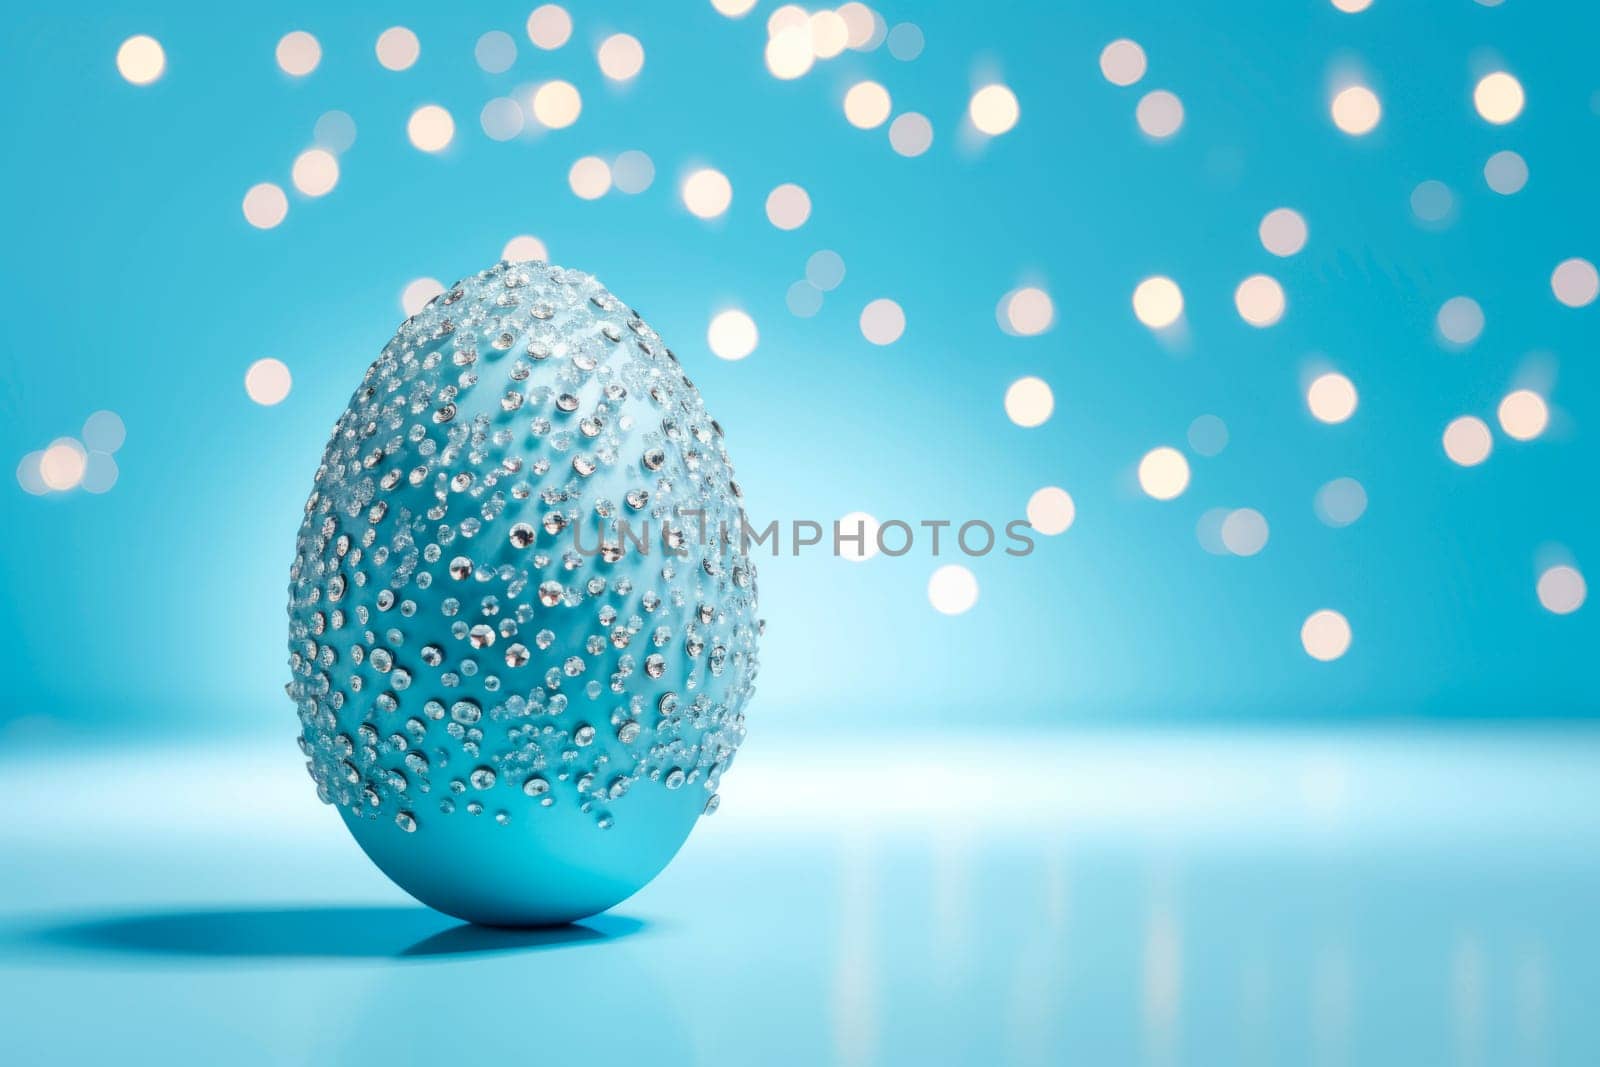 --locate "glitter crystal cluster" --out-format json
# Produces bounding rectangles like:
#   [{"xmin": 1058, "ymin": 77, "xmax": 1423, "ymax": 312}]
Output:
[{"xmin": 286, "ymin": 261, "xmax": 761, "ymax": 855}]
